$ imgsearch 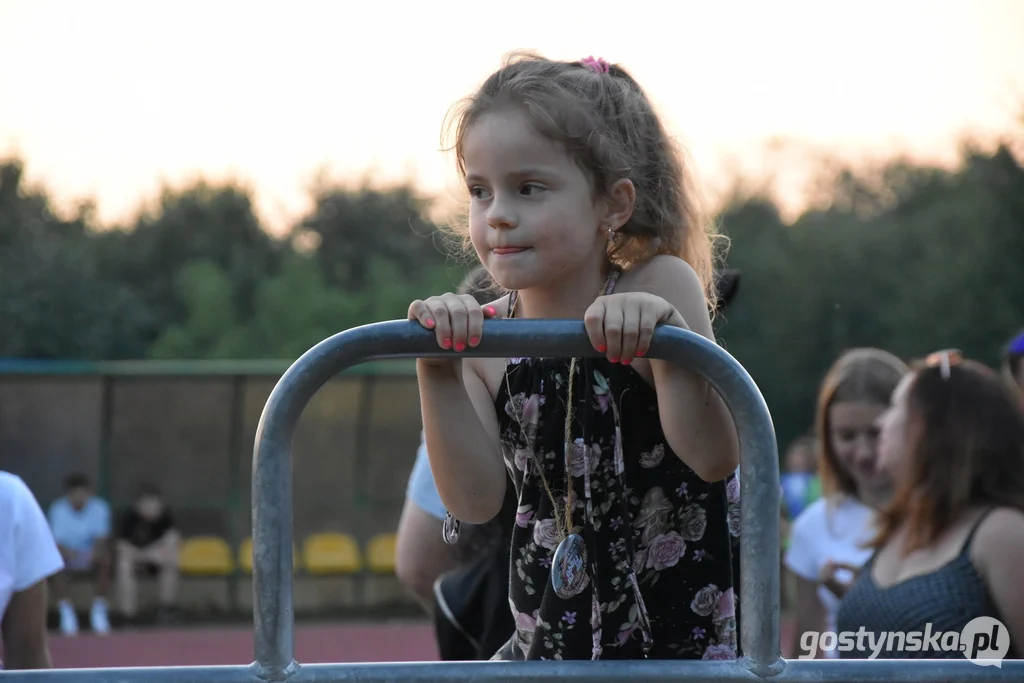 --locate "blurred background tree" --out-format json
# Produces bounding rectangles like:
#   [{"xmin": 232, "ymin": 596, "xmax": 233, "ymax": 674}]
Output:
[{"xmin": 2, "ymin": 119, "xmax": 1021, "ymax": 446}]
